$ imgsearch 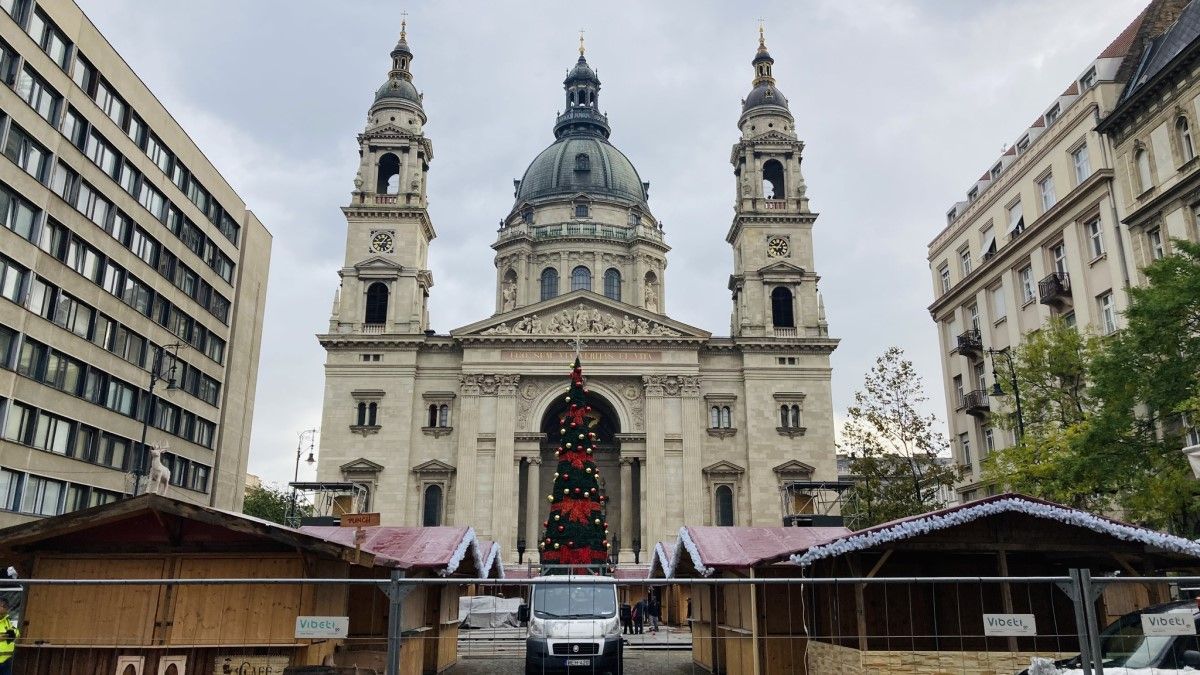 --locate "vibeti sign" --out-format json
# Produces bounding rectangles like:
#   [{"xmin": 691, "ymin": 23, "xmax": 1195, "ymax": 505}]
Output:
[
  {"xmin": 295, "ymin": 616, "xmax": 349, "ymax": 639},
  {"xmin": 982, "ymin": 614, "xmax": 1037, "ymax": 637}
]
